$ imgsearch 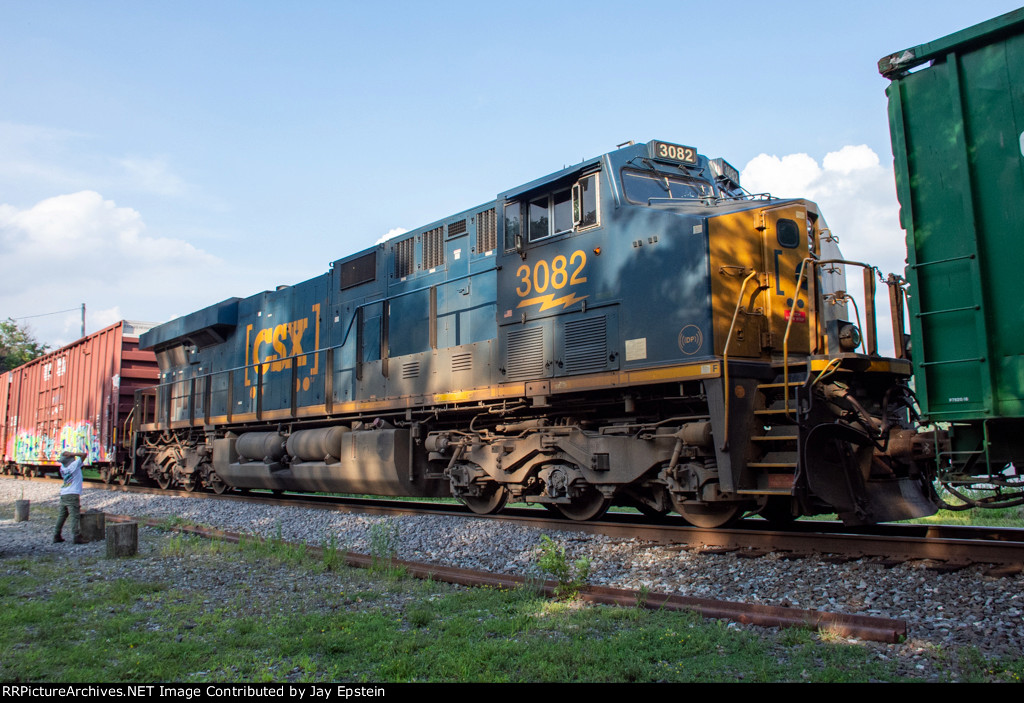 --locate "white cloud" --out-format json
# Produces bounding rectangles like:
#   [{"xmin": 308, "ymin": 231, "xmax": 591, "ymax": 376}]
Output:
[
  {"xmin": 88, "ymin": 305, "xmax": 124, "ymax": 331},
  {"xmin": 0, "ymin": 191, "xmax": 213, "ymax": 271},
  {"xmin": 742, "ymin": 152, "xmax": 823, "ymax": 197},
  {"xmin": 0, "ymin": 191, "xmax": 230, "ymax": 347},
  {"xmin": 0, "ymin": 122, "xmax": 193, "ymax": 200},
  {"xmin": 741, "ymin": 145, "xmax": 908, "ymax": 356},
  {"xmin": 741, "ymin": 145, "xmax": 904, "ymax": 274},
  {"xmin": 117, "ymin": 156, "xmax": 189, "ymax": 197},
  {"xmin": 822, "ymin": 144, "xmax": 880, "ymax": 174},
  {"xmin": 376, "ymin": 227, "xmax": 408, "ymax": 244}
]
